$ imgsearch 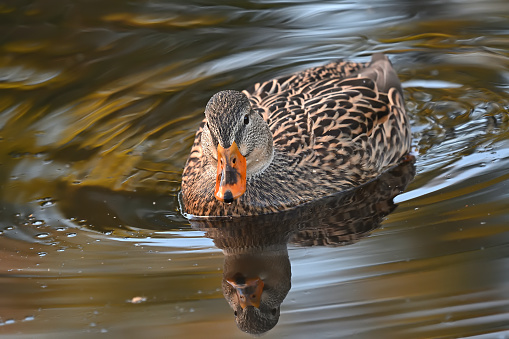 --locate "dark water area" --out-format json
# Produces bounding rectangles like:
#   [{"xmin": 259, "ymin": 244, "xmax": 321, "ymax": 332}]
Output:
[{"xmin": 0, "ymin": 0, "xmax": 508, "ymax": 338}]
